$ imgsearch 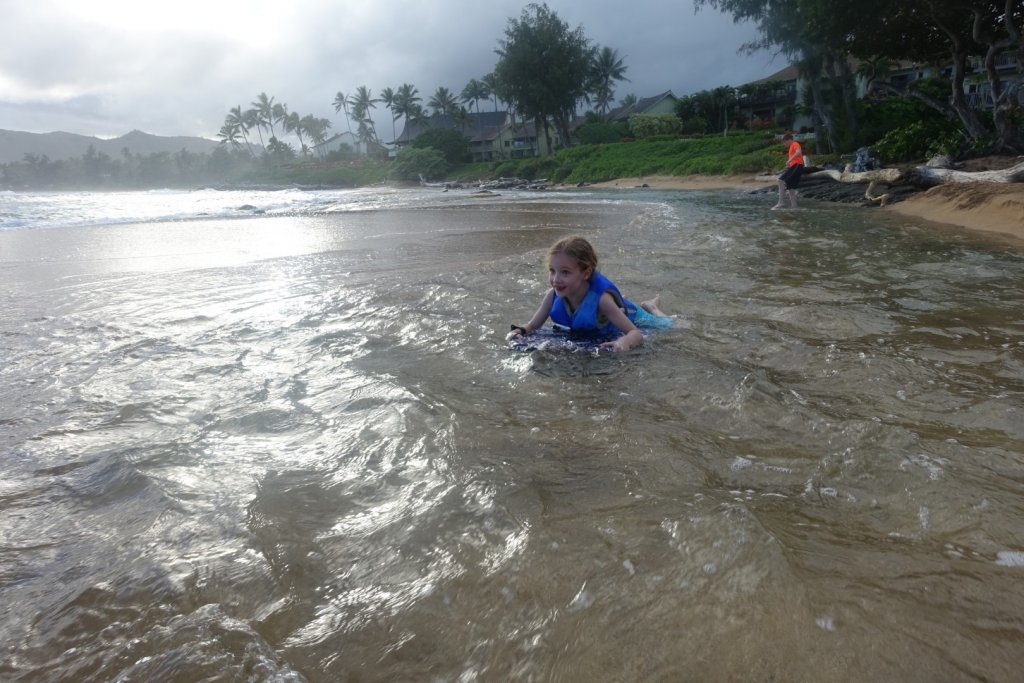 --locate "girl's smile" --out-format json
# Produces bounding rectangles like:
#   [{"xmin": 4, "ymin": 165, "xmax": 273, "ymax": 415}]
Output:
[{"xmin": 548, "ymin": 252, "xmax": 591, "ymax": 307}]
